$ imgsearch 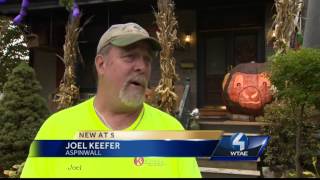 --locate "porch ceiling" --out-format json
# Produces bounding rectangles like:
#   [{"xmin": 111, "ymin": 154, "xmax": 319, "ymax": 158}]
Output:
[
  {"xmin": 0, "ymin": 0, "xmax": 126, "ymax": 14},
  {"xmin": 0, "ymin": 0, "xmax": 273, "ymax": 14}
]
